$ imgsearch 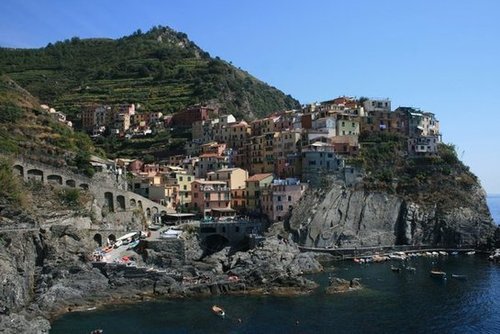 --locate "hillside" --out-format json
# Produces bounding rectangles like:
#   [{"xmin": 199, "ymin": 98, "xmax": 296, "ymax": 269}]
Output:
[
  {"xmin": 0, "ymin": 26, "xmax": 299, "ymax": 122},
  {"xmin": 0, "ymin": 75, "xmax": 98, "ymax": 175}
]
